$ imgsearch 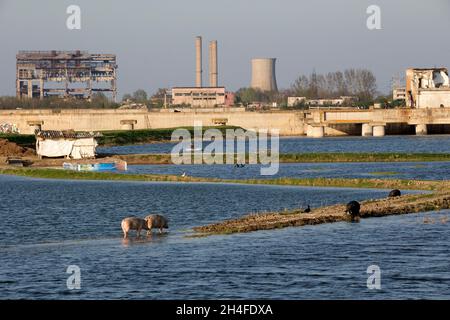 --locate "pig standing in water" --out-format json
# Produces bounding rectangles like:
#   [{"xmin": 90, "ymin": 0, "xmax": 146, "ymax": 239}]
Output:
[
  {"xmin": 144, "ymin": 214, "xmax": 169, "ymax": 235},
  {"xmin": 121, "ymin": 217, "xmax": 149, "ymax": 239}
]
